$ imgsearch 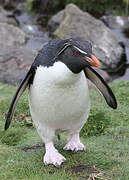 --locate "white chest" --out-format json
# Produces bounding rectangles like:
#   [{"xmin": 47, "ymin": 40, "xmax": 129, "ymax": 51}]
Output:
[{"xmin": 29, "ymin": 62, "xmax": 90, "ymax": 131}]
